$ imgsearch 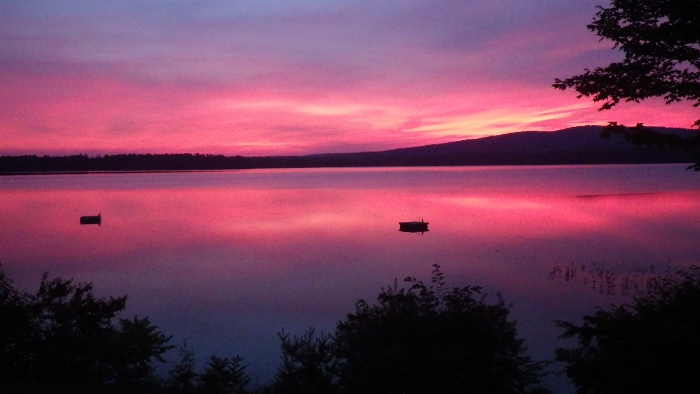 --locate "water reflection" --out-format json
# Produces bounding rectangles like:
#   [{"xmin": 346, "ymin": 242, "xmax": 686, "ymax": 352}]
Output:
[{"xmin": 1, "ymin": 166, "xmax": 700, "ymax": 388}]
